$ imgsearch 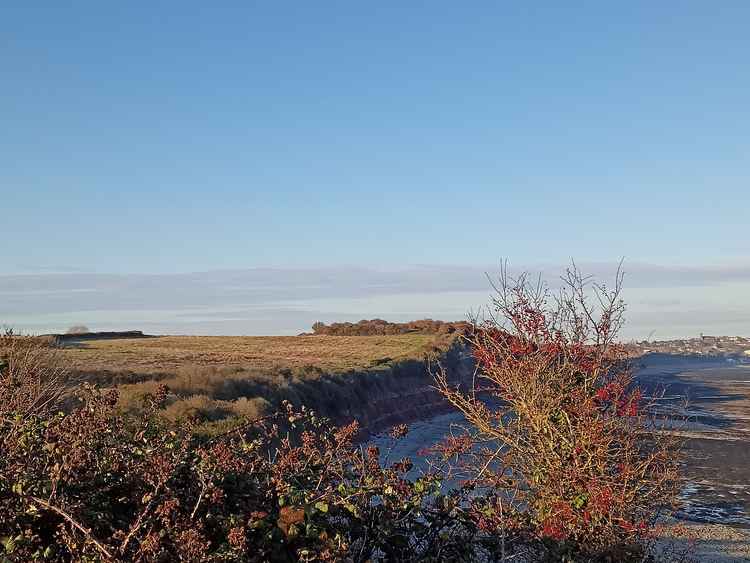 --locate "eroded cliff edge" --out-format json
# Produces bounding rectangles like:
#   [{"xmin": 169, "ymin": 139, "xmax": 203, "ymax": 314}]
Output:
[{"xmin": 271, "ymin": 340, "xmax": 473, "ymax": 439}]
